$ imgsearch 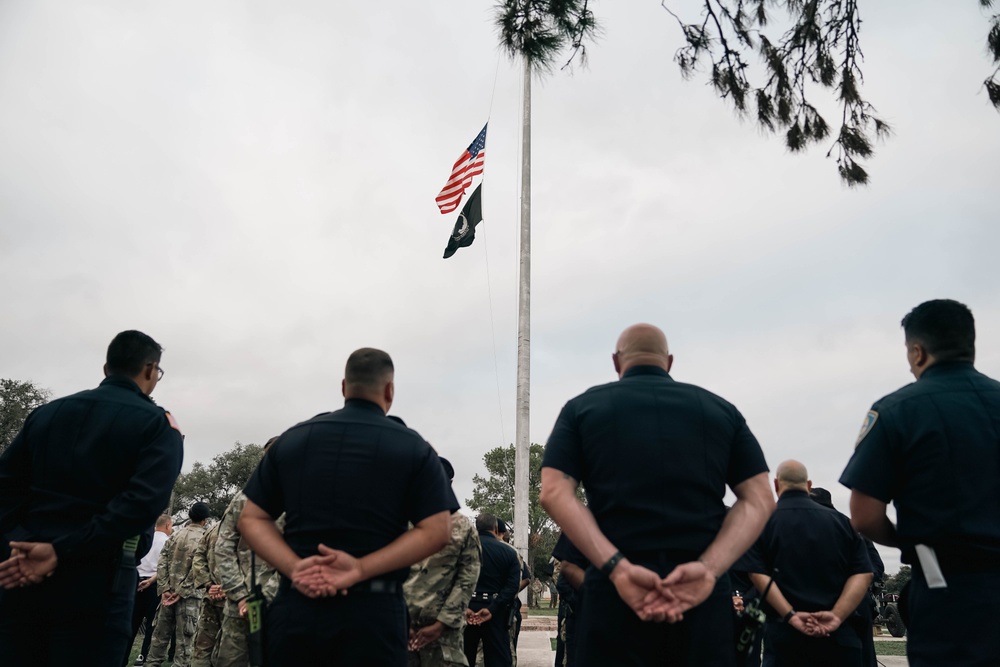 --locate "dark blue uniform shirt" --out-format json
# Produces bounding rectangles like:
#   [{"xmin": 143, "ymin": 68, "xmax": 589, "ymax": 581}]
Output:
[
  {"xmin": 738, "ymin": 490, "xmax": 872, "ymax": 617},
  {"xmin": 243, "ymin": 398, "xmax": 458, "ymax": 582},
  {"xmin": 542, "ymin": 365, "xmax": 769, "ymax": 556},
  {"xmin": 0, "ymin": 376, "xmax": 183, "ymax": 563},
  {"xmin": 473, "ymin": 532, "xmax": 520, "ymax": 616},
  {"xmin": 839, "ymin": 362, "xmax": 1000, "ymax": 567}
]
